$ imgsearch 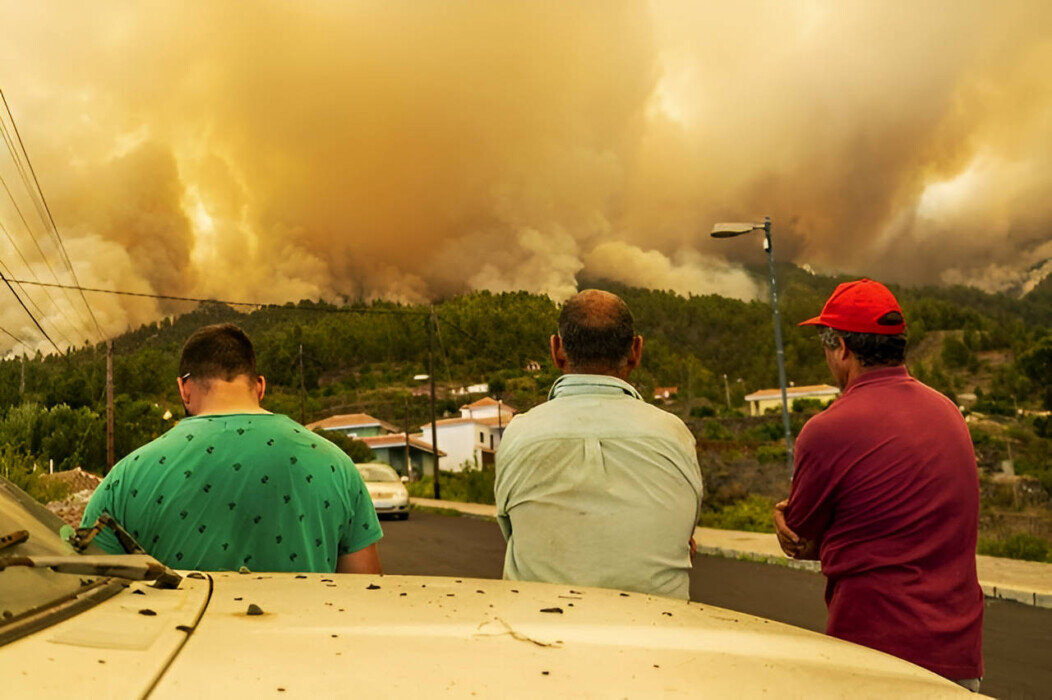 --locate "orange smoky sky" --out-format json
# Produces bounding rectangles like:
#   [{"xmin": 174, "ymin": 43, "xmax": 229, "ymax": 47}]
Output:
[{"xmin": 0, "ymin": 0, "xmax": 1049, "ymax": 352}]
